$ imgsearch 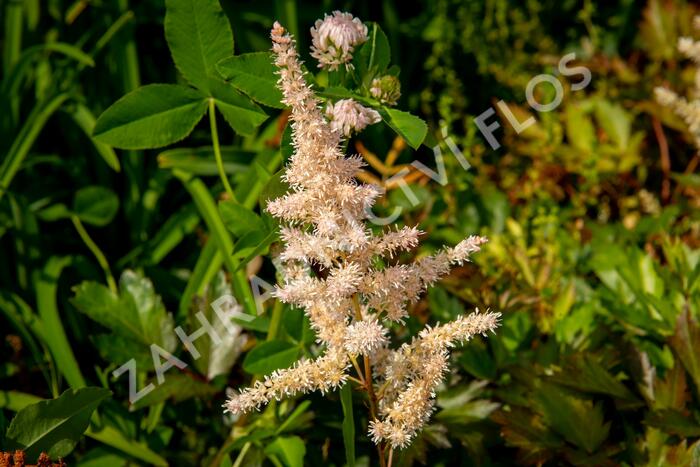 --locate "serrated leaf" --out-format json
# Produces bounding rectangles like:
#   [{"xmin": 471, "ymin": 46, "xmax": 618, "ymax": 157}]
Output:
[
  {"xmin": 216, "ymin": 52, "xmax": 284, "ymax": 108},
  {"xmin": 5, "ymin": 387, "xmax": 111, "ymax": 459},
  {"xmin": 379, "ymin": 107, "xmax": 427, "ymax": 149},
  {"xmin": 242, "ymin": 340, "xmax": 299, "ymax": 375},
  {"xmin": 71, "ymin": 270, "xmax": 176, "ymax": 352},
  {"xmin": 93, "ymin": 84, "xmax": 207, "ymax": 149},
  {"xmin": 73, "ymin": 186, "xmax": 119, "ymax": 227},
  {"xmin": 164, "ymin": 0, "xmax": 233, "ymax": 92},
  {"xmin": 535, "ymin": 384, "xmax": 610, "ymax": 453}
]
